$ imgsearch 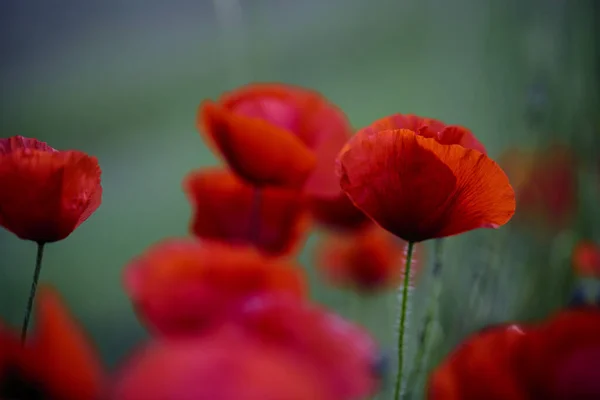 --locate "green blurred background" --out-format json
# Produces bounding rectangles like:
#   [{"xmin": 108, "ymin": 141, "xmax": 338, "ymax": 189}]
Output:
[{"xmin": 1, "ymin": 0, "xmax": 598, "ymax": 398}]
